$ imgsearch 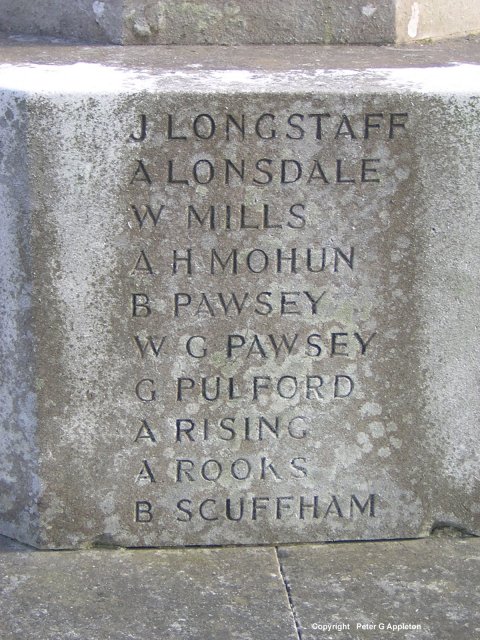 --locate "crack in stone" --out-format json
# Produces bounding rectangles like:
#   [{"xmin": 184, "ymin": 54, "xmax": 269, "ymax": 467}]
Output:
[
  {"xmin": 430, "ymin": 521, "xmax": 478, "ymax": 538},
  {"xmin": 275, "ymin": 547, "xmax": 303, "ymax": 640}
]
